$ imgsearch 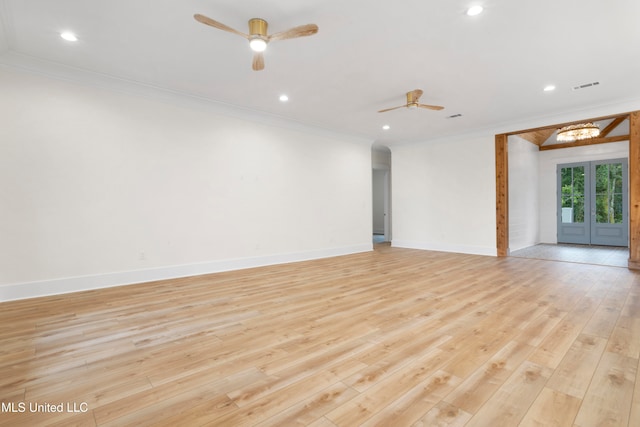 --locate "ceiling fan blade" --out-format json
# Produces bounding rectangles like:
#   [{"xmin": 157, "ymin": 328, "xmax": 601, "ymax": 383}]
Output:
[
  {"xmin": 410, "ymin": 89, "xmax": 424, "ymax": 100},
  {"xmin": 378, "ymin": 105, "xmax": 407, "ymax": 113},
  {"xmin": 252, "ymin": 52, "xmax": 265, "ymax": 71},
  {"xmin": 269, "ymin": 24, "xmax": 318, "ymax": 41},
  {"xmin": 194, "ymin": 14, "xmax": 249, "ymax": 39},
  {"xmin": 417, "ymin": 104, "xmax": 445, "ymax": 111}
]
